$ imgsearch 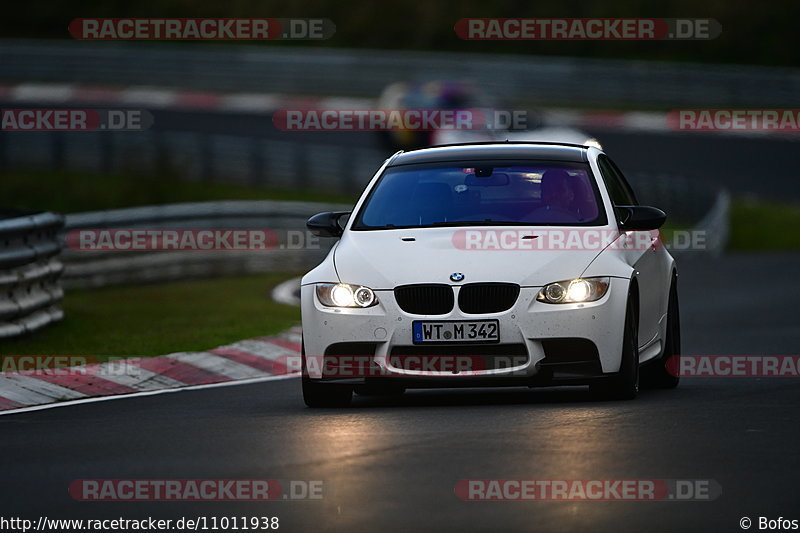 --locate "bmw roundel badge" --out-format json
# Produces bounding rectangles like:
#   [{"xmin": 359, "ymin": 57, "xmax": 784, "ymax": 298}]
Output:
[{"xmin": 450, "ymin": 272, "xmax": 465, "ymax": 282}]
